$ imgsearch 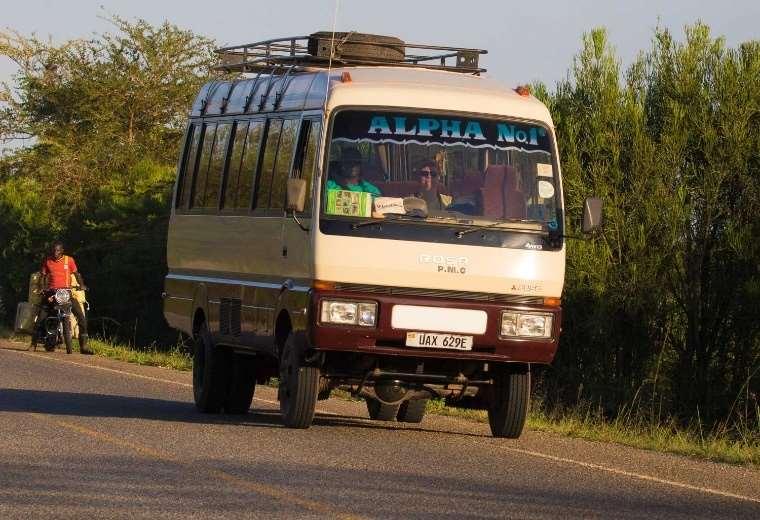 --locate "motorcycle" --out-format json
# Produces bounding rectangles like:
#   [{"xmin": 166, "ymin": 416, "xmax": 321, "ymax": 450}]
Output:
[{"xmin": 32, "ymin": 288, "xmax": 86, "ymax": 354}]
